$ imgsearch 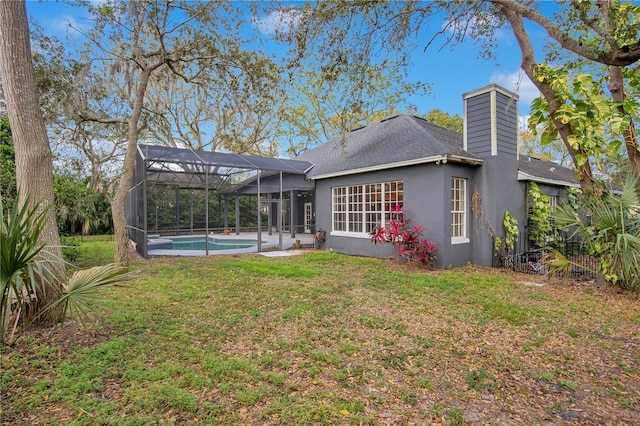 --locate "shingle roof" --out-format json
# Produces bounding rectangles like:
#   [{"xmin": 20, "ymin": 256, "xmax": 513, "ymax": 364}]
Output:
[
  {"xmin": 518, "ymin": 155, "xmax": 579, "ymax": 186},
  {"xmin": 295, "ymin": 114, "xmax": 479, "ymax": 178},
  {"xmin": 295, "ymin": 114, "xmax": 579, "ymax": 186}
]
